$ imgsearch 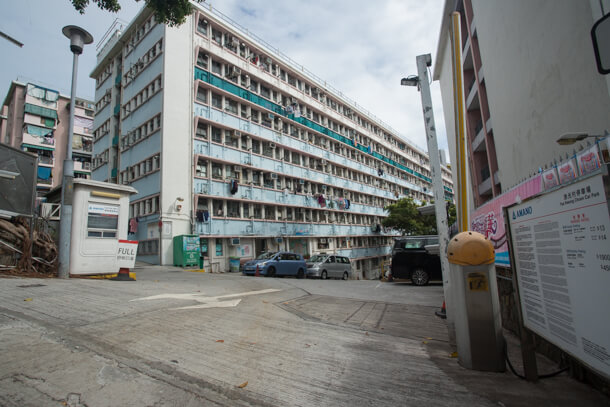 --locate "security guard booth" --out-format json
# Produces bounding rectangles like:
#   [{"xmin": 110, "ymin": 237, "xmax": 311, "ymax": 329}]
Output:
[
  {"xmin": 69, "ymin": 179, "xmax": 137, "ymax": 276},
  {"xmin": 447, "ymin": 231, "xmax": 505, "ymax": 372}
]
